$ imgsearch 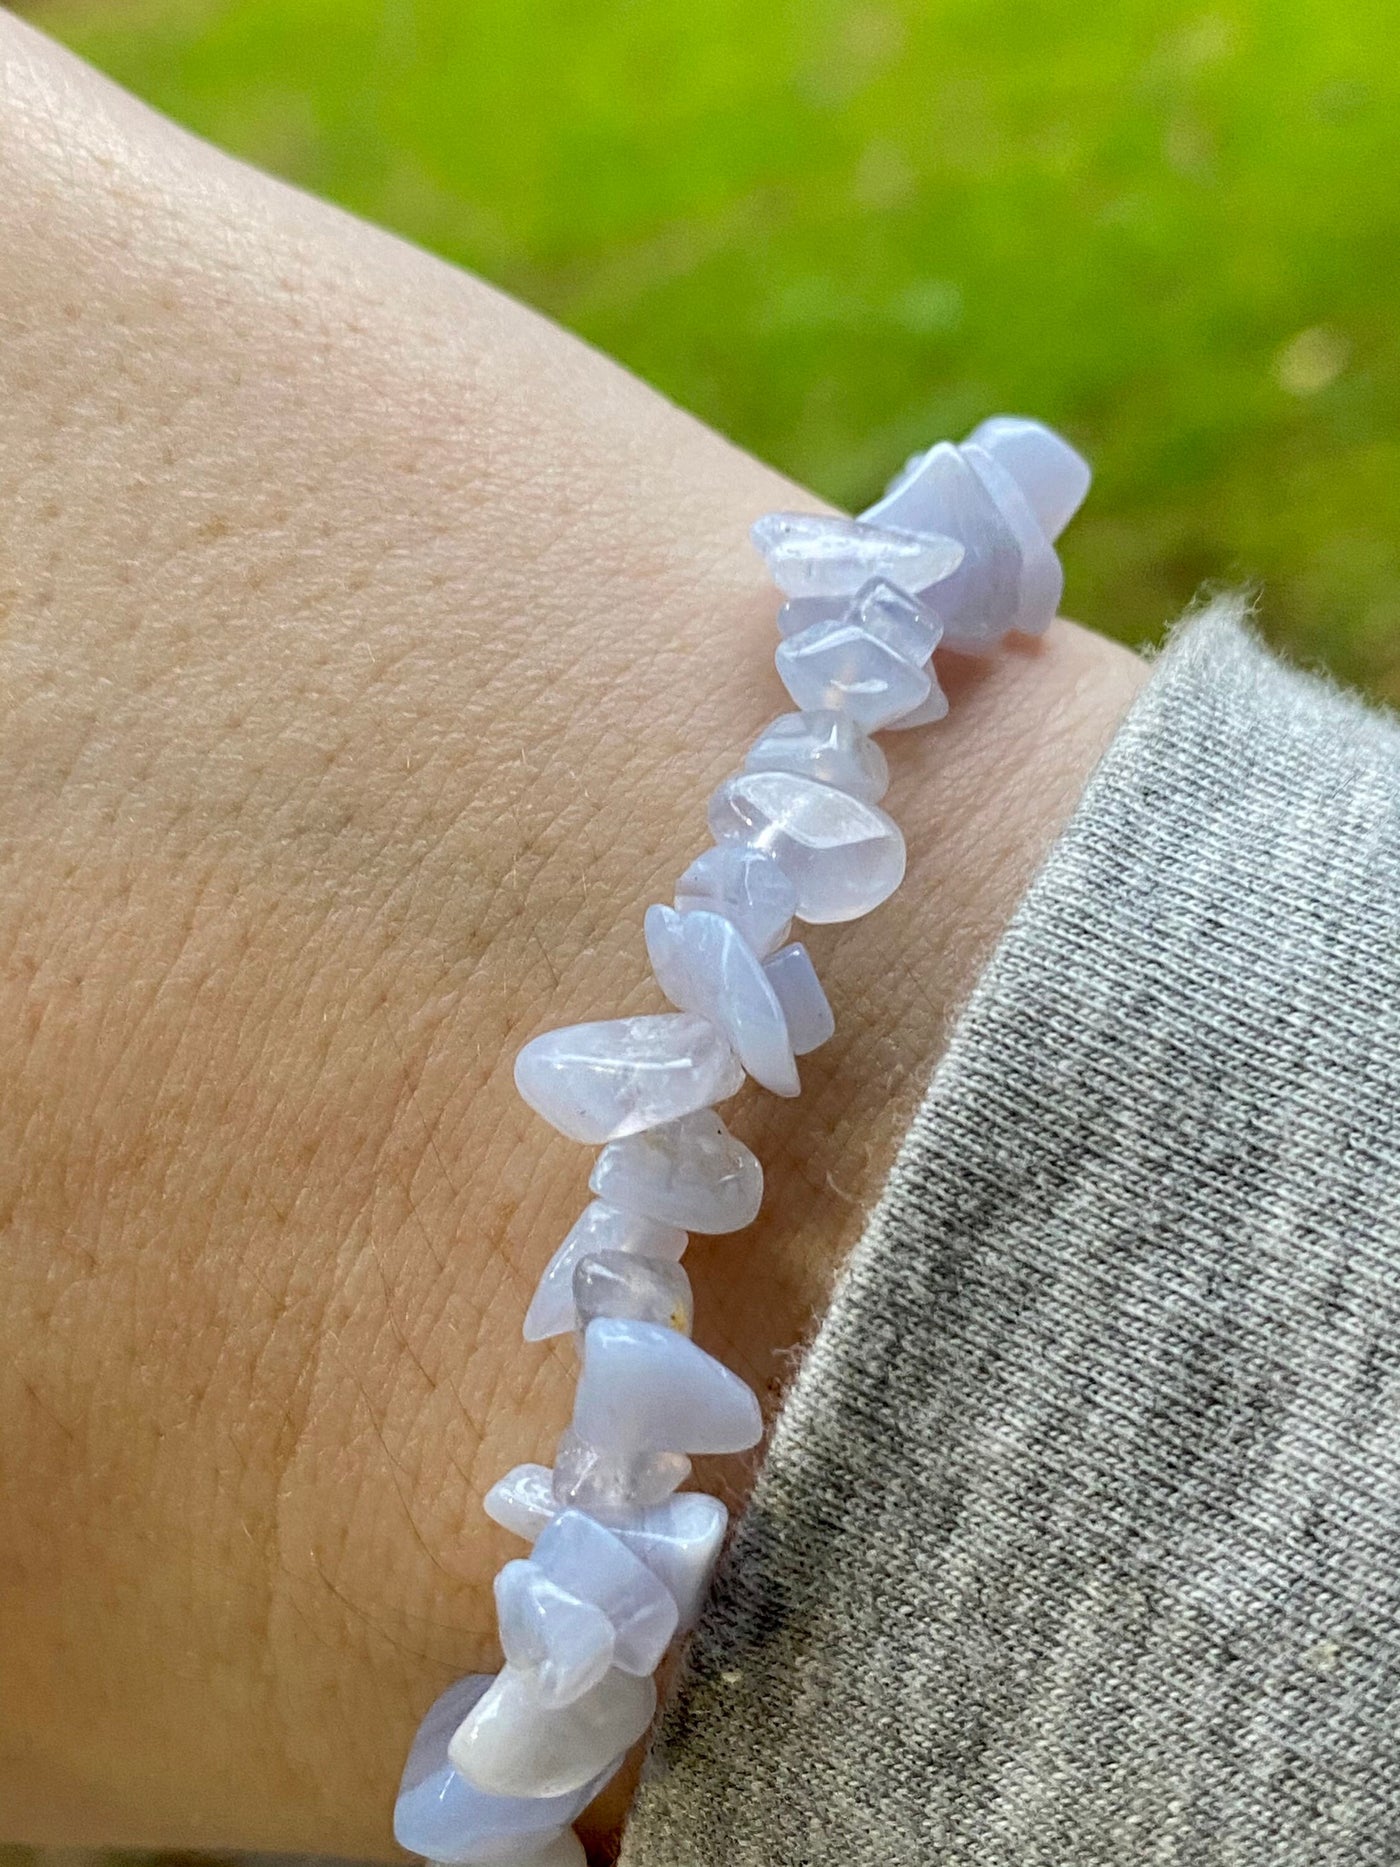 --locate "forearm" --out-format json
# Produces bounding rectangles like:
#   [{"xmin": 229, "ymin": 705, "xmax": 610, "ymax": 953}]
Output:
[{"xmin": 0, "ymin": 13, "xmax": 1144, "ymax": 1855}]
